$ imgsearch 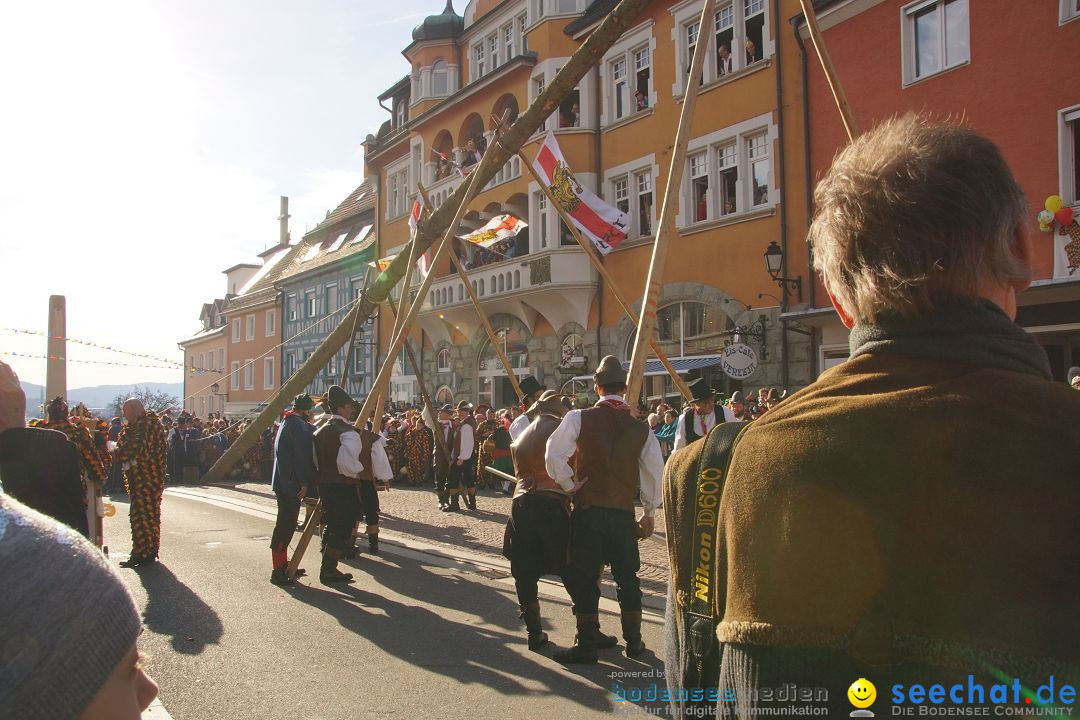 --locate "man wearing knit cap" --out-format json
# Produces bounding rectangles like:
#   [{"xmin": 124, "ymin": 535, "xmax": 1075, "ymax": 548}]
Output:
[
  {"xmin": 0, "ymin": 493, "xmax": 158, "ymax": 719},
  {"xmin": 113, "ymin": 397, "xmax": 168, "ymax": 567},
  {"xmin": 312, "ymin": 385, "xmax": 393, "ymax": 583},
  {"xmin": 504, "ymin": 389, "xmax": 573, "ymax": 650},
  {"xmin": 544, "ymin": 355, "xmax": 664, "ymax": 663},
  {"xmin": 0, "ymin": 360, "xmax": 87, "ymax": 535},
  {"xmin": 269, "ymin": 393, "xmax": 317, "ymax": 586}
]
